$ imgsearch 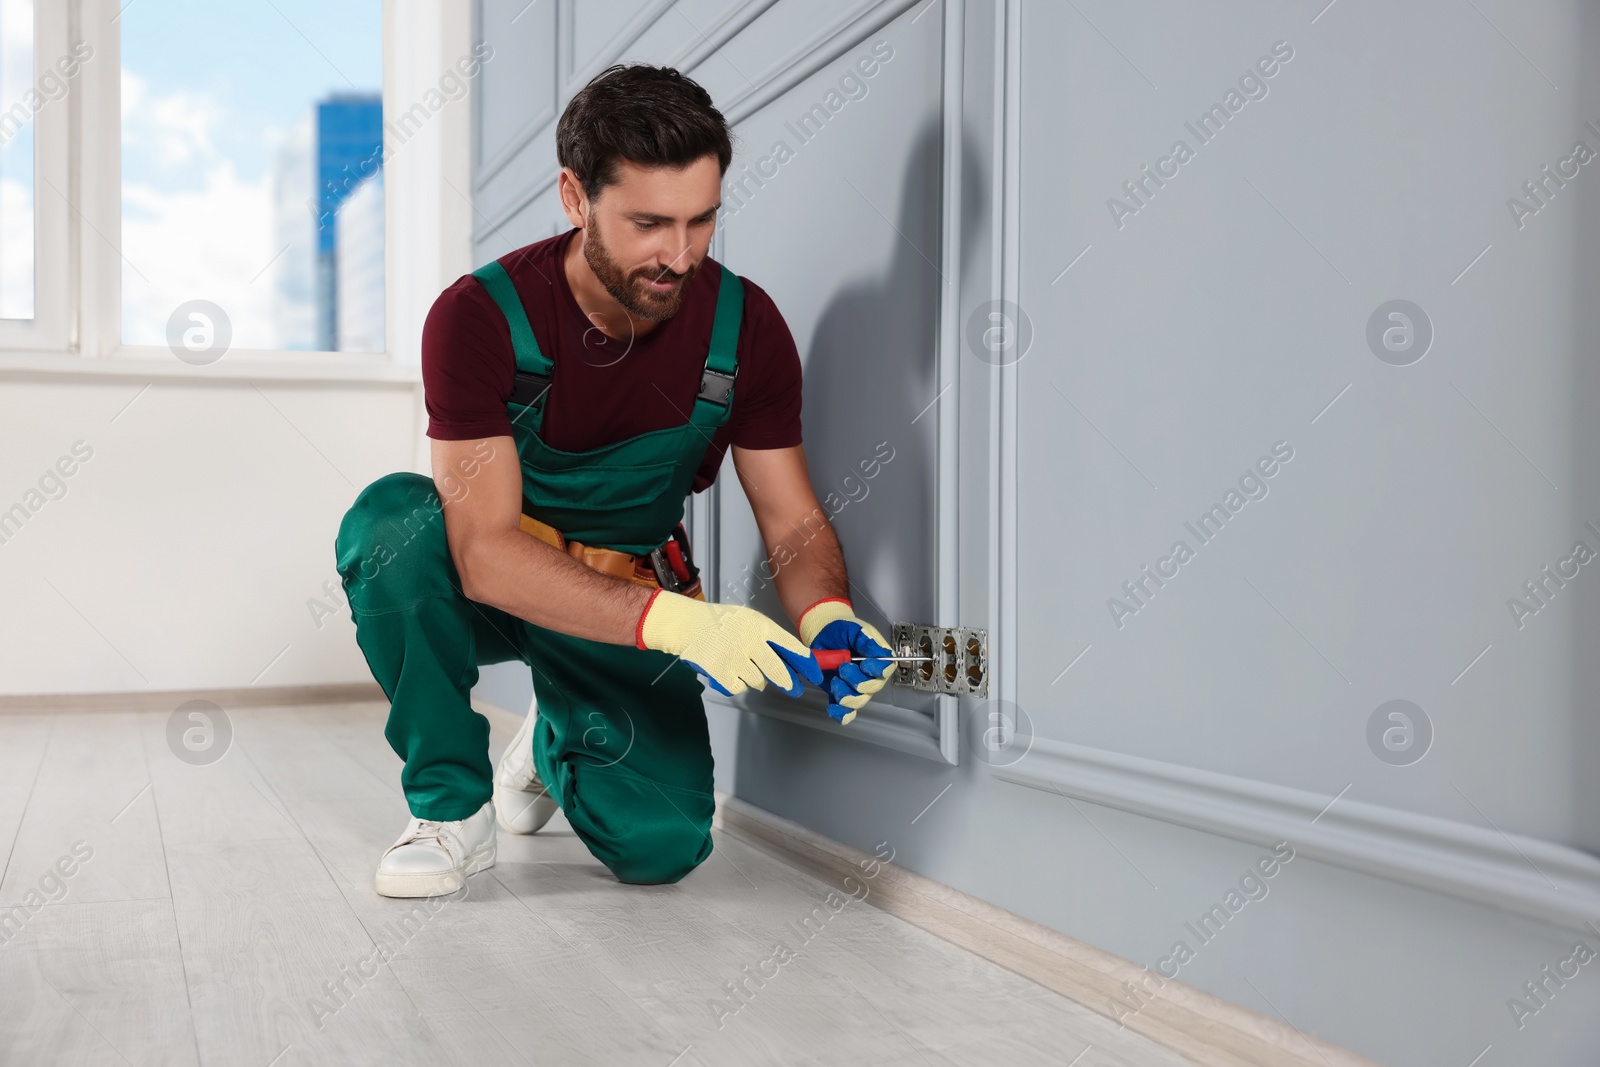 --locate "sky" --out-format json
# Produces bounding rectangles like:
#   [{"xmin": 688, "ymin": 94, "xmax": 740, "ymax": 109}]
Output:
[{"xmin": 119, "ymin": 0, "xmax": 381, "ymax": 348}]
